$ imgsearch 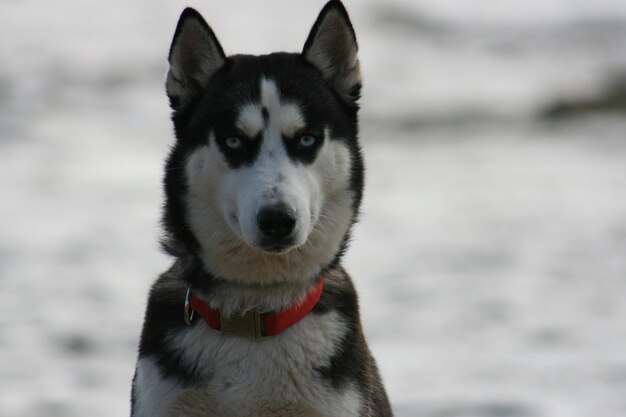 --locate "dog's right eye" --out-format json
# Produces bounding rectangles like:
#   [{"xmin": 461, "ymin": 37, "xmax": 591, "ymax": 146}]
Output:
[
  {"xmin": 225, "ymin": 137, "xmax": 242, "ymax": 150},
  {"xmin": 217, "ymin": 134, "xmax": 261, "ymax": 168}
]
